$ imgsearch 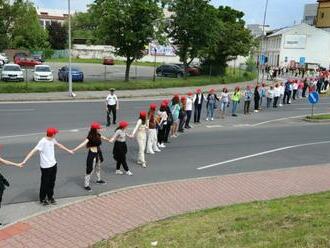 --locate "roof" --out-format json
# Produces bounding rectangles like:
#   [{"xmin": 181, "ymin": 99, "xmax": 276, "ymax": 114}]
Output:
[{"xmin": 267, "ymin": 23, "xmax": 330, "ymax": 37}]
